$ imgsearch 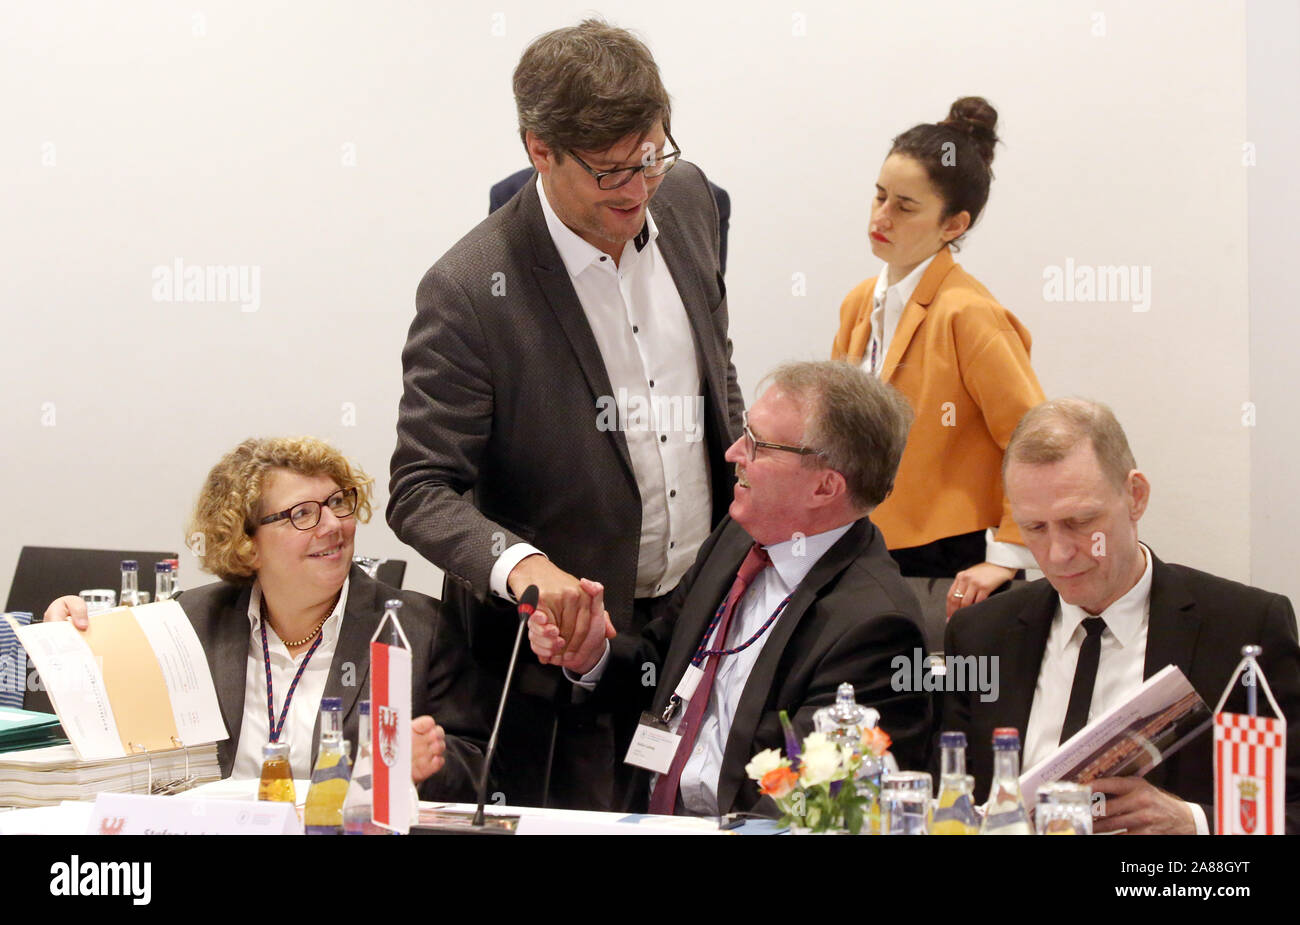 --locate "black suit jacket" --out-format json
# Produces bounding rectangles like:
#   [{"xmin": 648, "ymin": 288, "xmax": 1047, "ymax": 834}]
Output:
[
  {"xmin": 597, "ymin": 516, "xmax": 932, "ymax": 815},
  {"xmin": 179, "ymin": 564, "xmax": 490, "ymax": 802},
  {"xmin": 389, "ymin": 161, "xmax": 742, "ymax": 633},
  {"xmin": 388, "ymin": 162, "xmax": 742, "ymax": 807},
  {"xmin": 943, "ymin": 552, "xmax": 1300, "ymax": 831}
]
